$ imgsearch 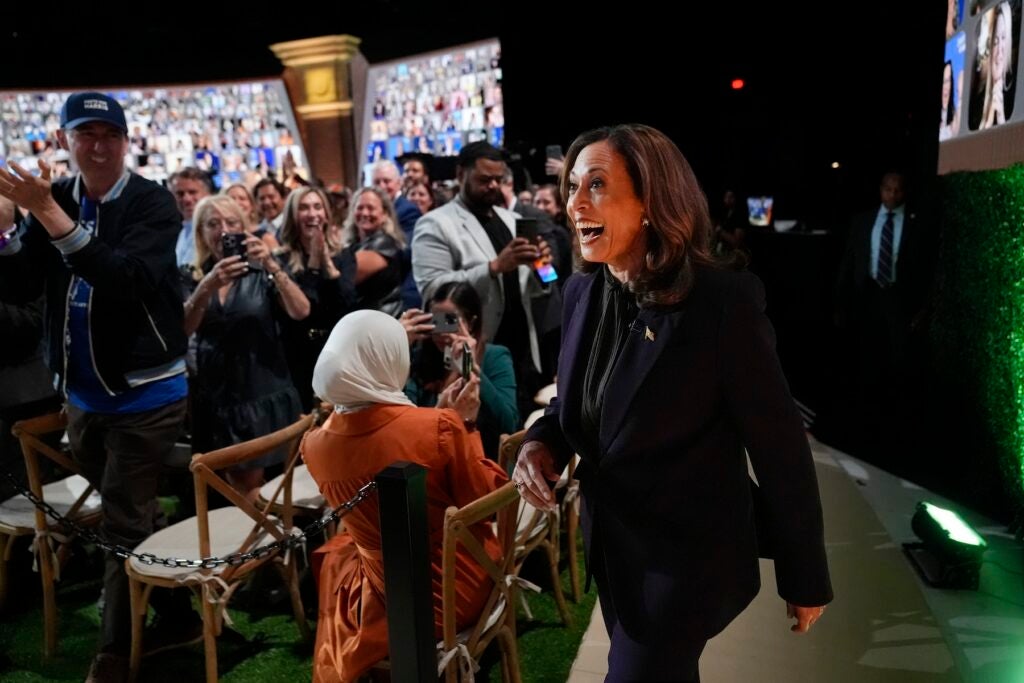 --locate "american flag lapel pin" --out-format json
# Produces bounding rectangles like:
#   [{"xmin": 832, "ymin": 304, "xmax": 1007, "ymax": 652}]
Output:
[{"xmin": 645, "ymin": 326, "xmax": 656, "ymax": 342}]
